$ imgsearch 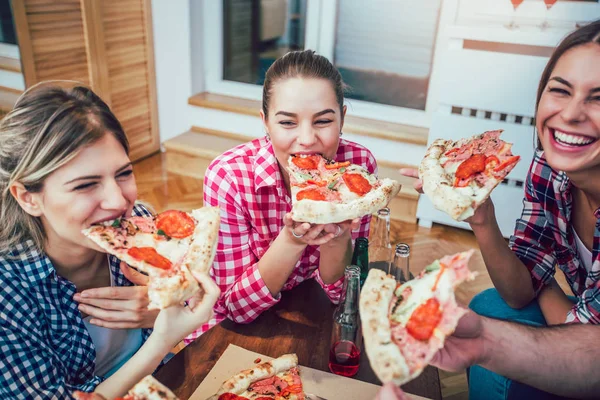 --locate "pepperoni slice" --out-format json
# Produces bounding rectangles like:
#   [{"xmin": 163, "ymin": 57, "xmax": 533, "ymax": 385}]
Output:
[
  {"xmin": 493, "ymin": 155, "xmax": 520, "ymax": 173},
  {"xmin": 127, "ymin": 247, "xmax": 172, "ymax": 270},
  {"xmin": 291, "ymin": 155, "xmax": 320, "ymax": 170},
  {"xmin": 218, "ymin": 394, "xmax": 250, "ymax": 400},
  {"xmin": 455, "ymin": 154, "xmax": 486, "ymax": 180},
  {"xmin": 155, "ymin": 210, "xmax": 195, "ymax": 238},
  {"xmin": 342, "ymin": 173, "xmax": 372, "ymax": 196},
  {"xmin": 406, "ymin": 298, "xmax": 443, "ymax": 341},
  {"xmin": 296, "ymin": 188, "xmax": 326, "ymax": 201}
]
